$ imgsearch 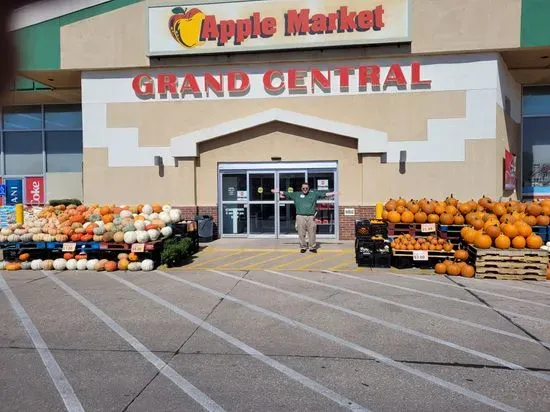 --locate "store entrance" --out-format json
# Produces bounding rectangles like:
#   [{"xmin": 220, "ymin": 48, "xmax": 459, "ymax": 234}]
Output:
[{"xmin": 219, "ymin": 163, "xmax": 338, "ymax": 238}]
